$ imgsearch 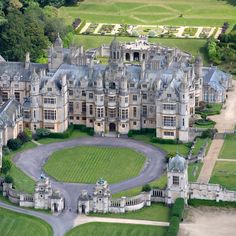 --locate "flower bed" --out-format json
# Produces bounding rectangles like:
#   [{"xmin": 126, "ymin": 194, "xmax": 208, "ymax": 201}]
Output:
[
  {"xmin": 83, "ymin": 23, "xmax": 98, "ymax": 35},
  {"xmin": 99, "ymin": 24, "xmax": 115, "ymax": 35},
  {"xmin": 183, "ymin": 27, "xmax": 198, "ymax": 37}
]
